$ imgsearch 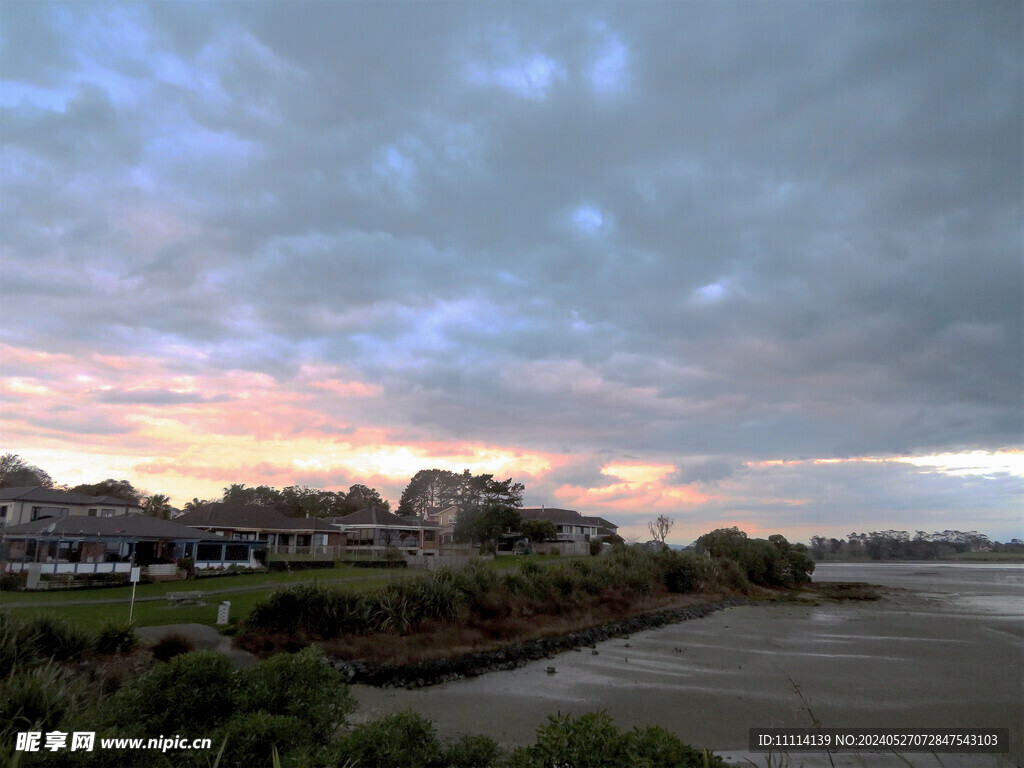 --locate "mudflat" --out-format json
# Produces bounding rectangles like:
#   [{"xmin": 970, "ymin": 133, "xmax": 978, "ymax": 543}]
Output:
[{"xmin": 353, "ymin": 564, "xmax": 1023, "ymax": 767}]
